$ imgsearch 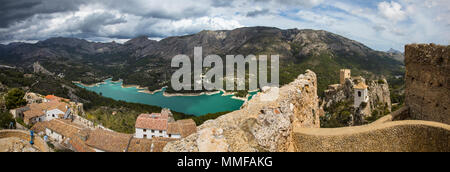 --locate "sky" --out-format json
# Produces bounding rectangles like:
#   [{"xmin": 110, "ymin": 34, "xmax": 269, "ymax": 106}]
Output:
[{"xmin": 0, "ymin": 0, "xmax": 449, "ymax": 51}]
